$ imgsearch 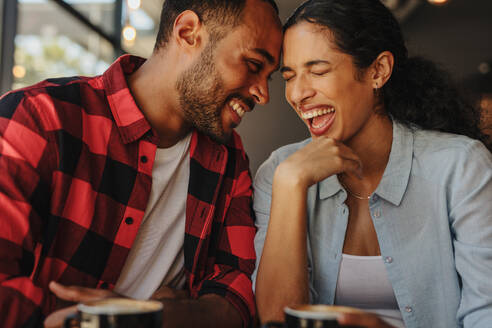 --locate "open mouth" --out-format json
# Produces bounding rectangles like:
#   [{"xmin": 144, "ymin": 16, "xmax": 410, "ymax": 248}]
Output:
[
  {"xmin": 301, "ymin": 106, "xmax": 336, "ymax": 135},
  {"xmin": 226, "ymin": 97, "xmax": 252, "ymax": 128},
  {"xmin": 229, "ymin": 99, "xmax": 246, "ymax": 118}
]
